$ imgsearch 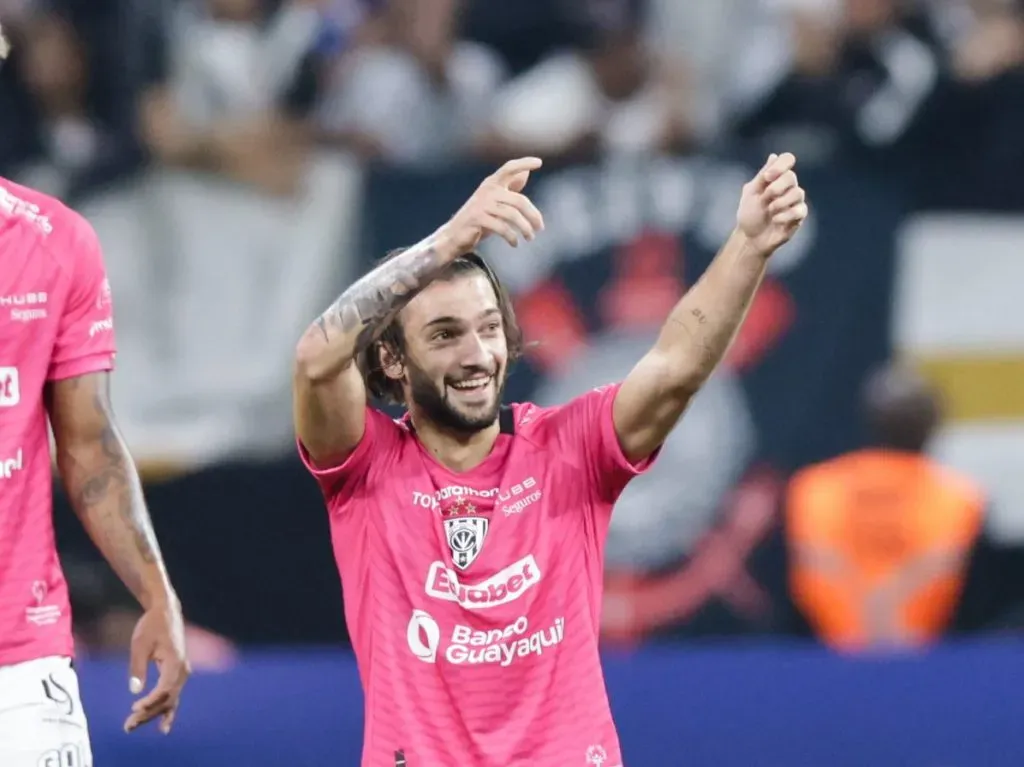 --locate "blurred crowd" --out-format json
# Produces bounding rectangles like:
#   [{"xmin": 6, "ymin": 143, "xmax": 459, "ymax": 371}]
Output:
[
  {"xmin": 1, "ymin": 0, "xmax": 1022, "ymax": 208},
  {"xmin": 3, "ymin": 0, "xmax": 1024, "ymax": 659}
]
